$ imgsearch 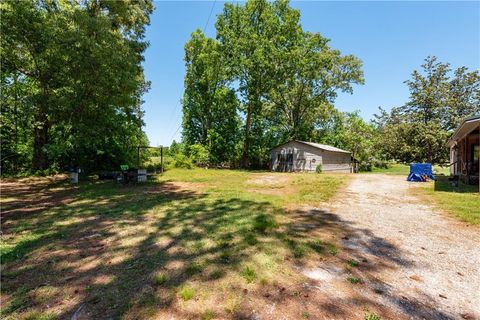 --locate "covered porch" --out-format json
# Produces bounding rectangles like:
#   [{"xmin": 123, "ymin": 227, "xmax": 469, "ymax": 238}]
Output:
[{"xmin": 448, "ymin": 115, "xmax": 480, "ymax": 188}]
